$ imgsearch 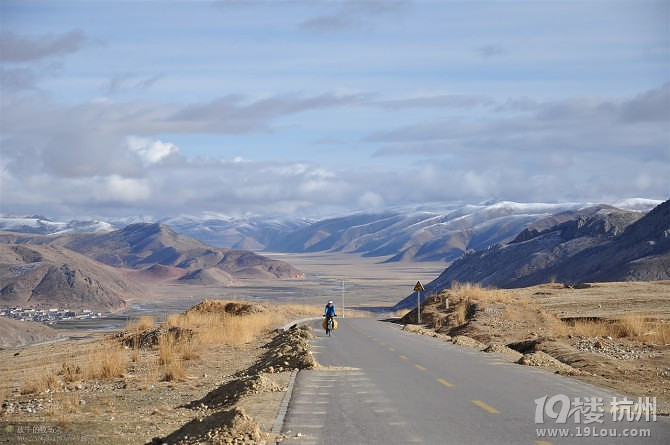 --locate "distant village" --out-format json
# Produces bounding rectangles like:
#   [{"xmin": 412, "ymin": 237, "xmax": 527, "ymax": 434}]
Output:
[{"xmin": 1, "ymin": 307, "xmax": 104, "ymax": 324}]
